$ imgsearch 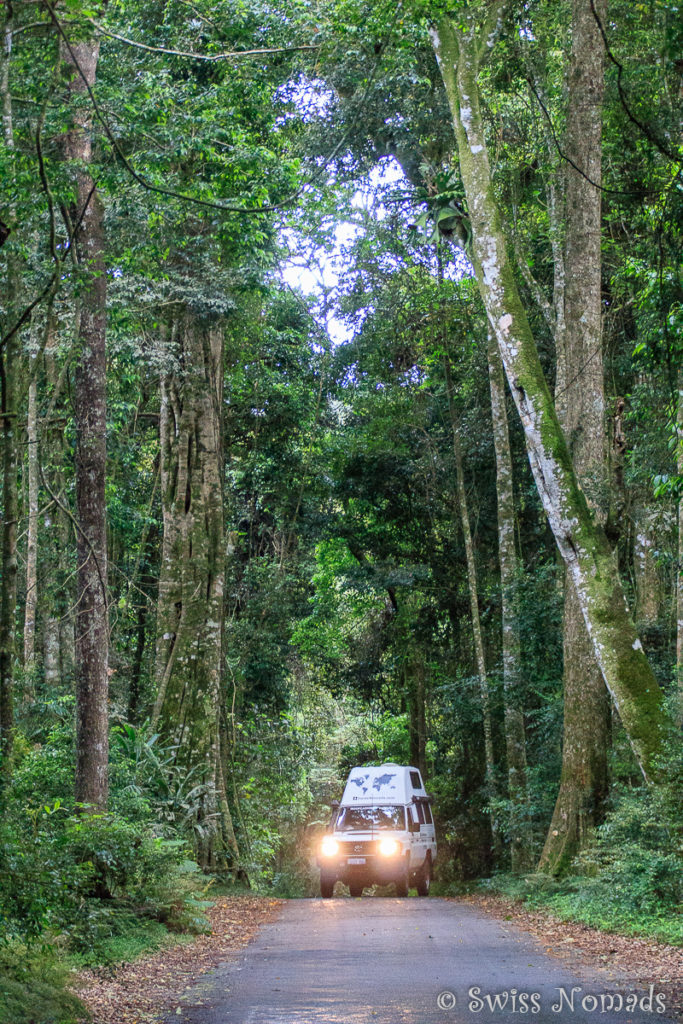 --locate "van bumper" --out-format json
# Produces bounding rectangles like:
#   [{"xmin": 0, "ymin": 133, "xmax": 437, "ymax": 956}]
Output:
[{"xmin": 317, "ymin": 854, "xmax": 405, "ymax": 886}]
